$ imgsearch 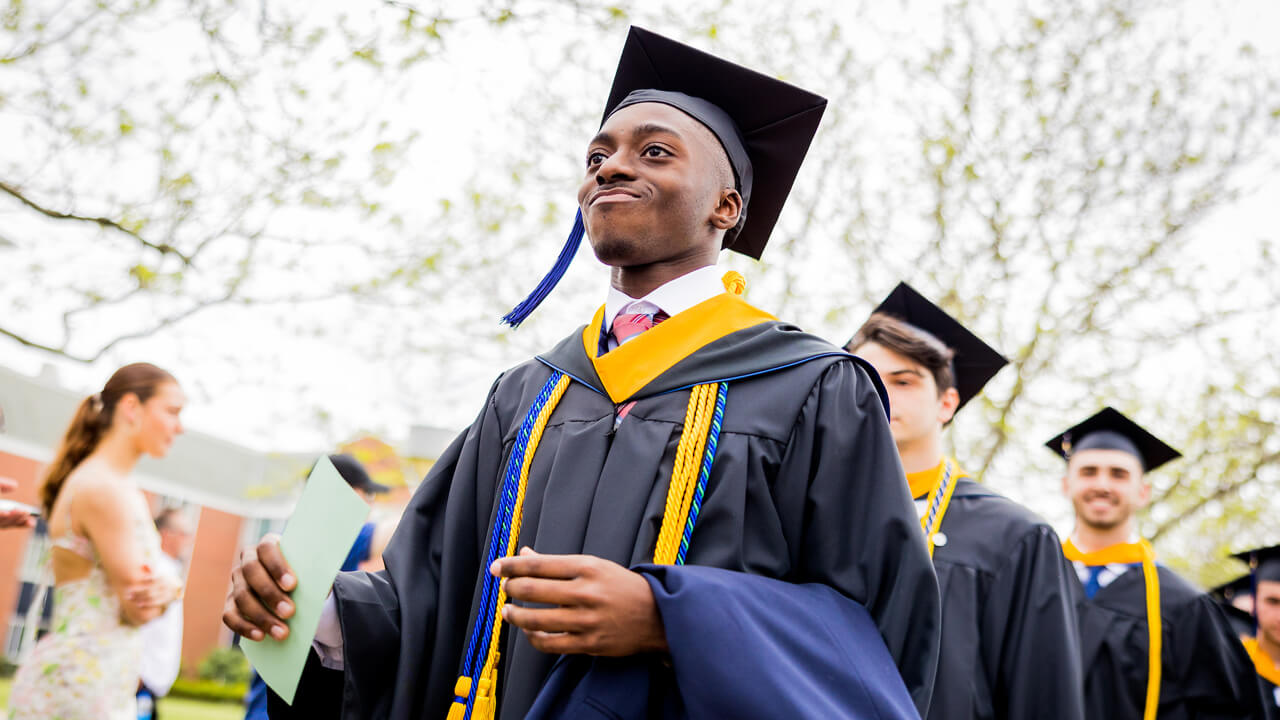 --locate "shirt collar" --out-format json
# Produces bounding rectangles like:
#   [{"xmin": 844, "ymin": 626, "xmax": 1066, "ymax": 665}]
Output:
[{"xmin": 603, "ymin": 265, "xmax": 725, "ymax": 329}]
